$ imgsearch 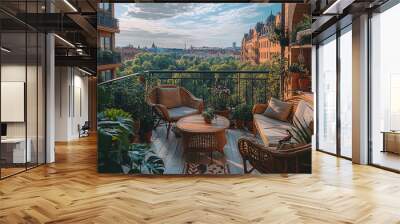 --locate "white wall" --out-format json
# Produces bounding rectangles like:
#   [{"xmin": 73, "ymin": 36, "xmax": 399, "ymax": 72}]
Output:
[{"xmin": 54, "ymin": 67, "xmax": 89, "ymax": 141}]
